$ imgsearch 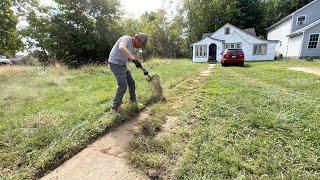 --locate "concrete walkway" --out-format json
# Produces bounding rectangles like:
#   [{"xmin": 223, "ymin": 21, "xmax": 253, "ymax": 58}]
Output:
[{"xmin": 41, "ymin": 112, "xmax": 149, "ymax": 180}]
